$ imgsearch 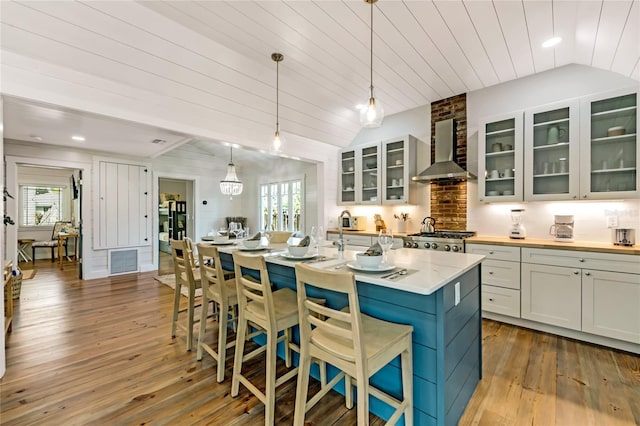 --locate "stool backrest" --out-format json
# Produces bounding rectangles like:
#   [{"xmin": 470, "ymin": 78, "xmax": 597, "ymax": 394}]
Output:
[
  {"xmin": 197, "ymin": 243, "xmax": 229, "ymax": 301},
  {"xmin": 232, "ymin": 252, "xmax": 276, "ymax": 328},
  {"xmin": 51, "ymin": 221, "xmax": 74, "ymax": 239},
  {"xmin": 294, "ymin": 263, "xmax": 364, "ymax": 363},
  {"xmin": 170, "ymin": 239, "xmax": 196, "ymax": 288}
]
